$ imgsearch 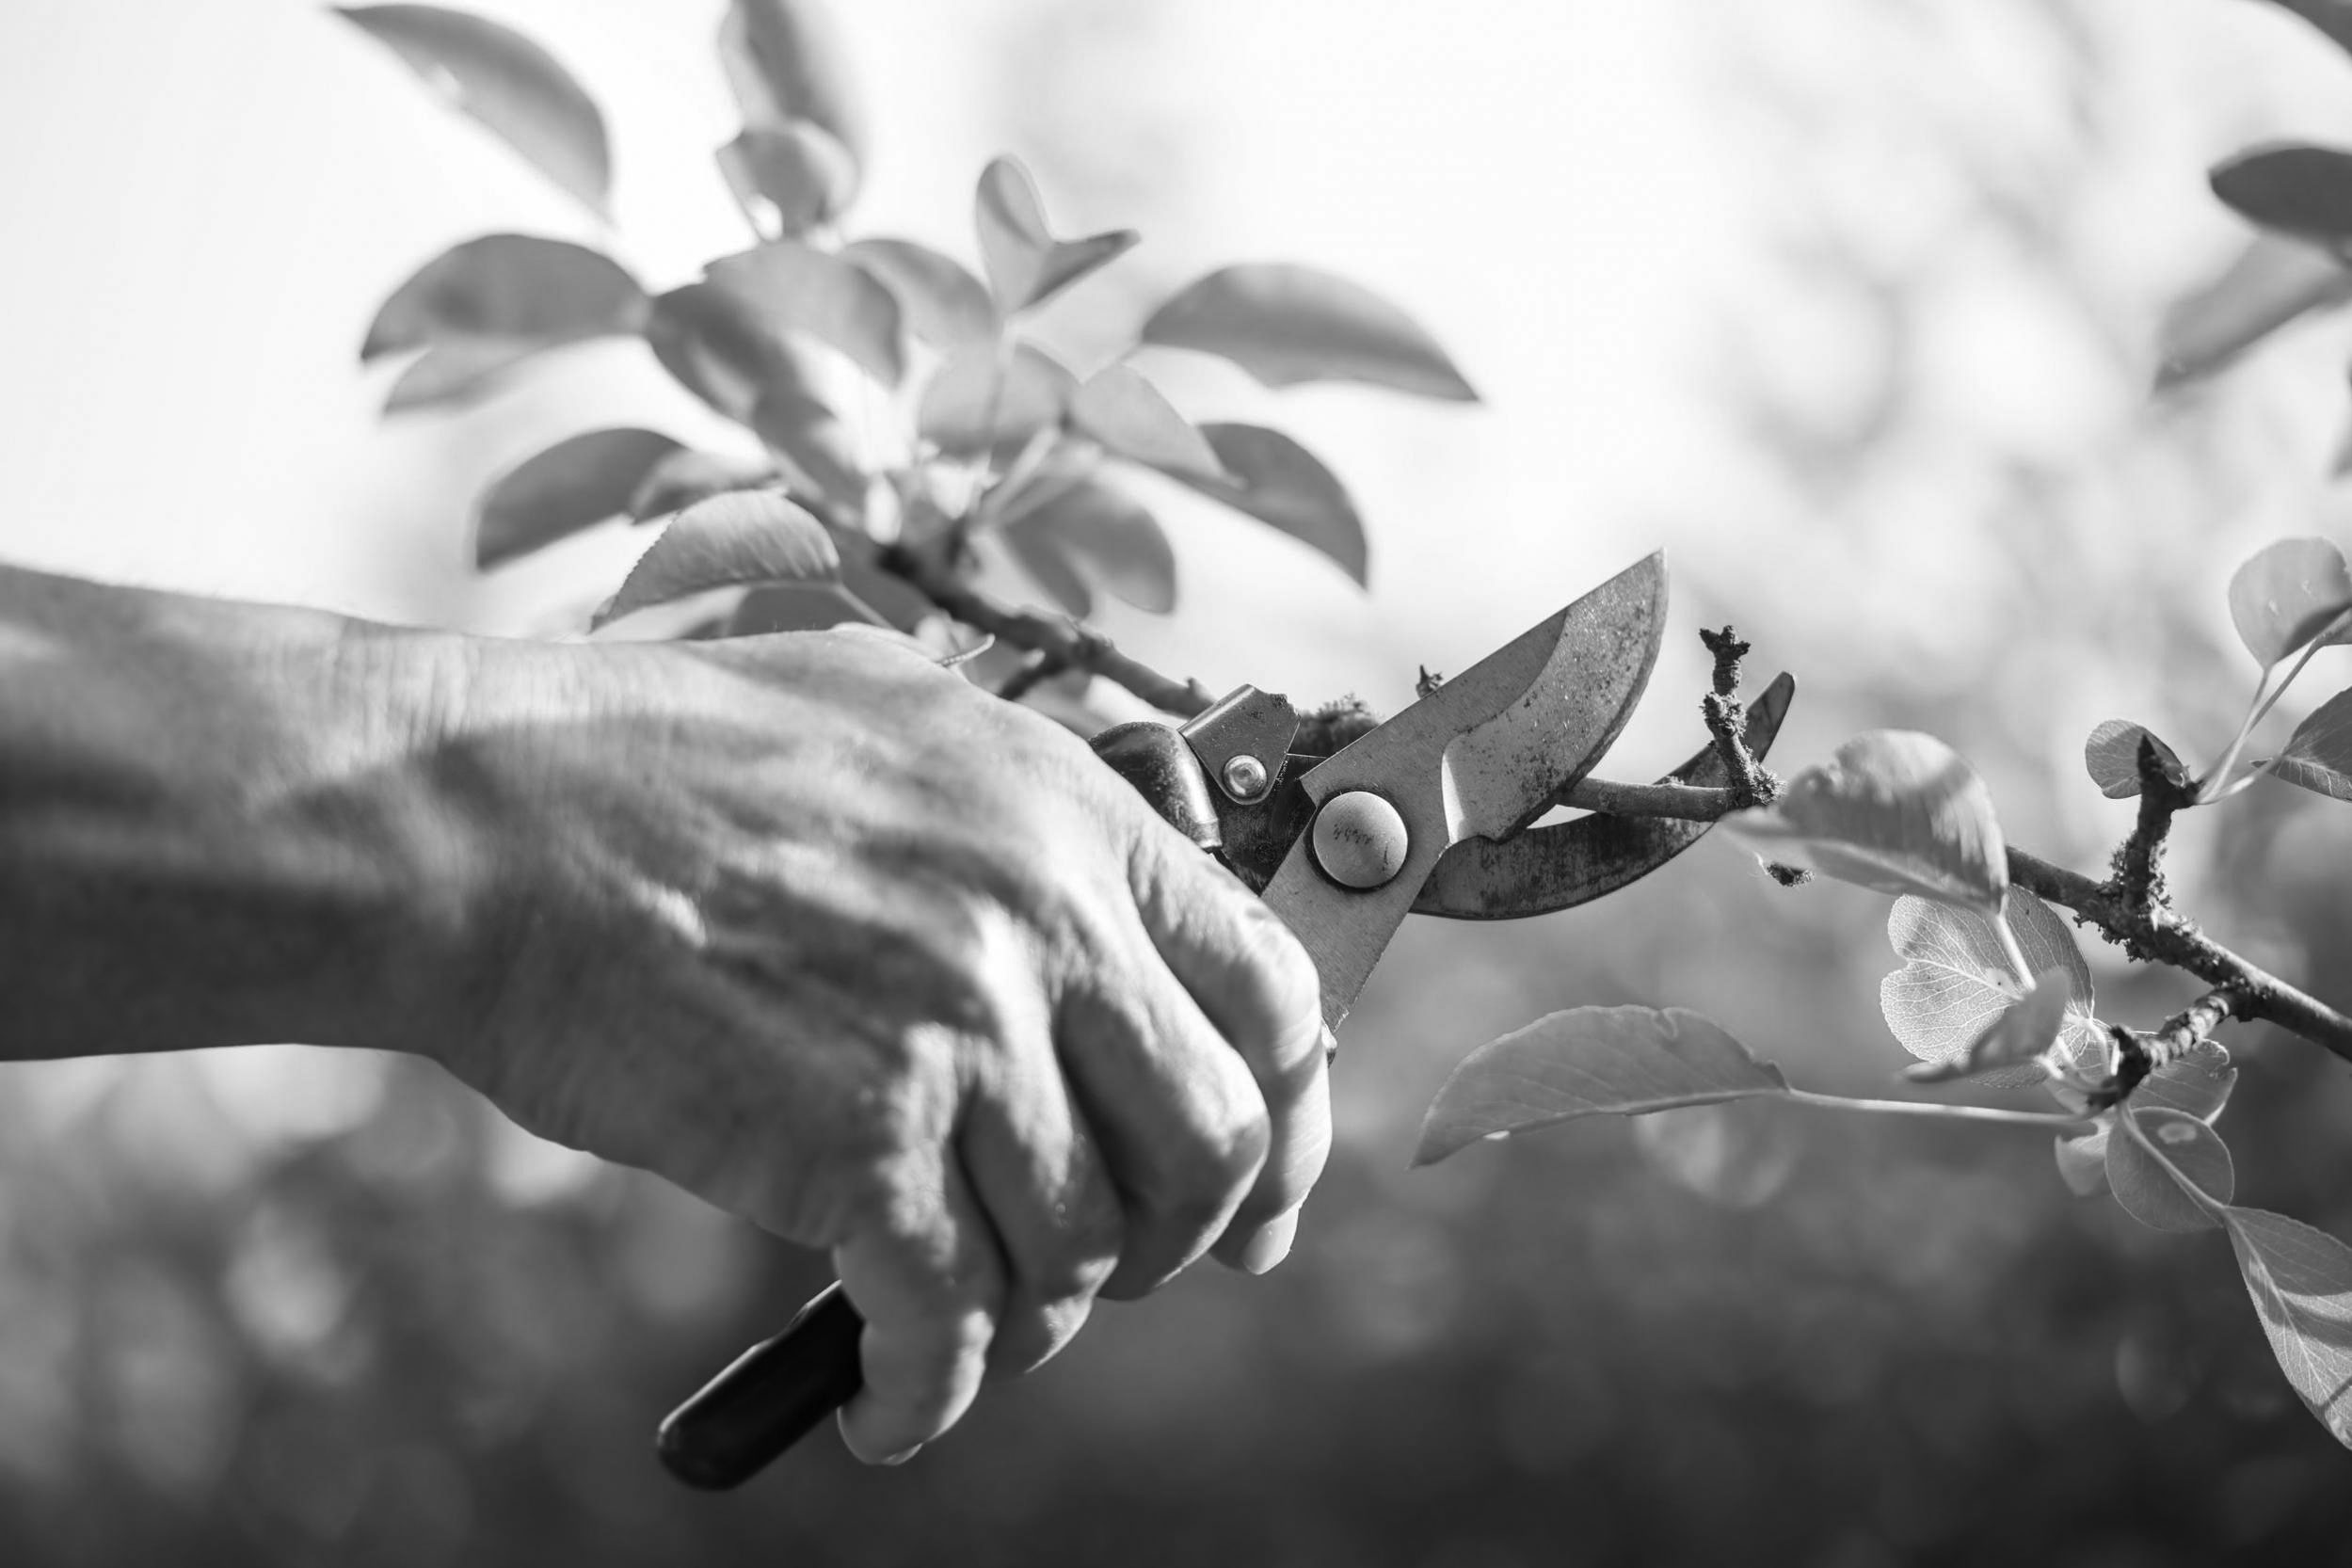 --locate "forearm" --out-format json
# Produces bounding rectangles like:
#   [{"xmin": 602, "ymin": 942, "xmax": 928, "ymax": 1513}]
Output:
[{"xmin": 0, "ymin": 565, "xmax": 485, "ymax": 1061}]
